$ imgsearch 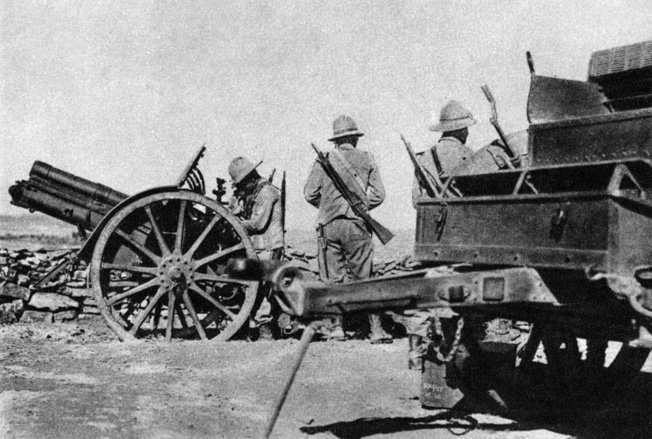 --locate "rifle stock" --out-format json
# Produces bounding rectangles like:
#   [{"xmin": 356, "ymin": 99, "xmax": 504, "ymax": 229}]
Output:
[
  {"xmin": 481, "ymin": 84, "xmax": 520, "ymax": 164},
  {"xmin": 401, "ymin": 134, "xmax": 440, "ymax": 198},
  {"xmin": 311, "ymin": 143, "xmax": 394, "ymax": 245}
]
